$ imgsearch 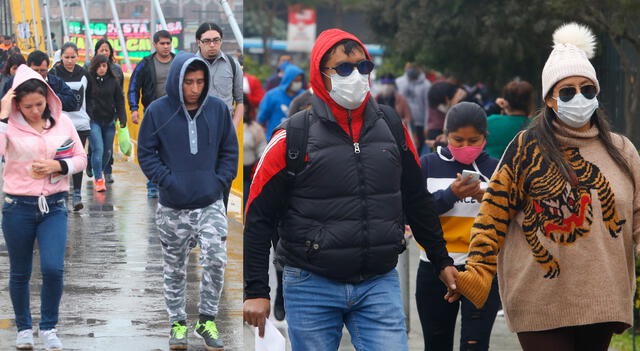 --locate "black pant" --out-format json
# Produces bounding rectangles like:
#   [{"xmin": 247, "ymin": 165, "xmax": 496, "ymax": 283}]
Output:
[
  {"xmin": 72, "ymin": 130, "xmax": 90, "ymax": 192},
  {"xmin": 517, "ymin": 322, "xmax": 624, "ymax": 351},
  {"xmin": 416, "ymin": 261, "xmax": 500, "ymax": 351},
  {"xmin": 414, "ymin": 125, "xmax": 425, "ymax": 154}
]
